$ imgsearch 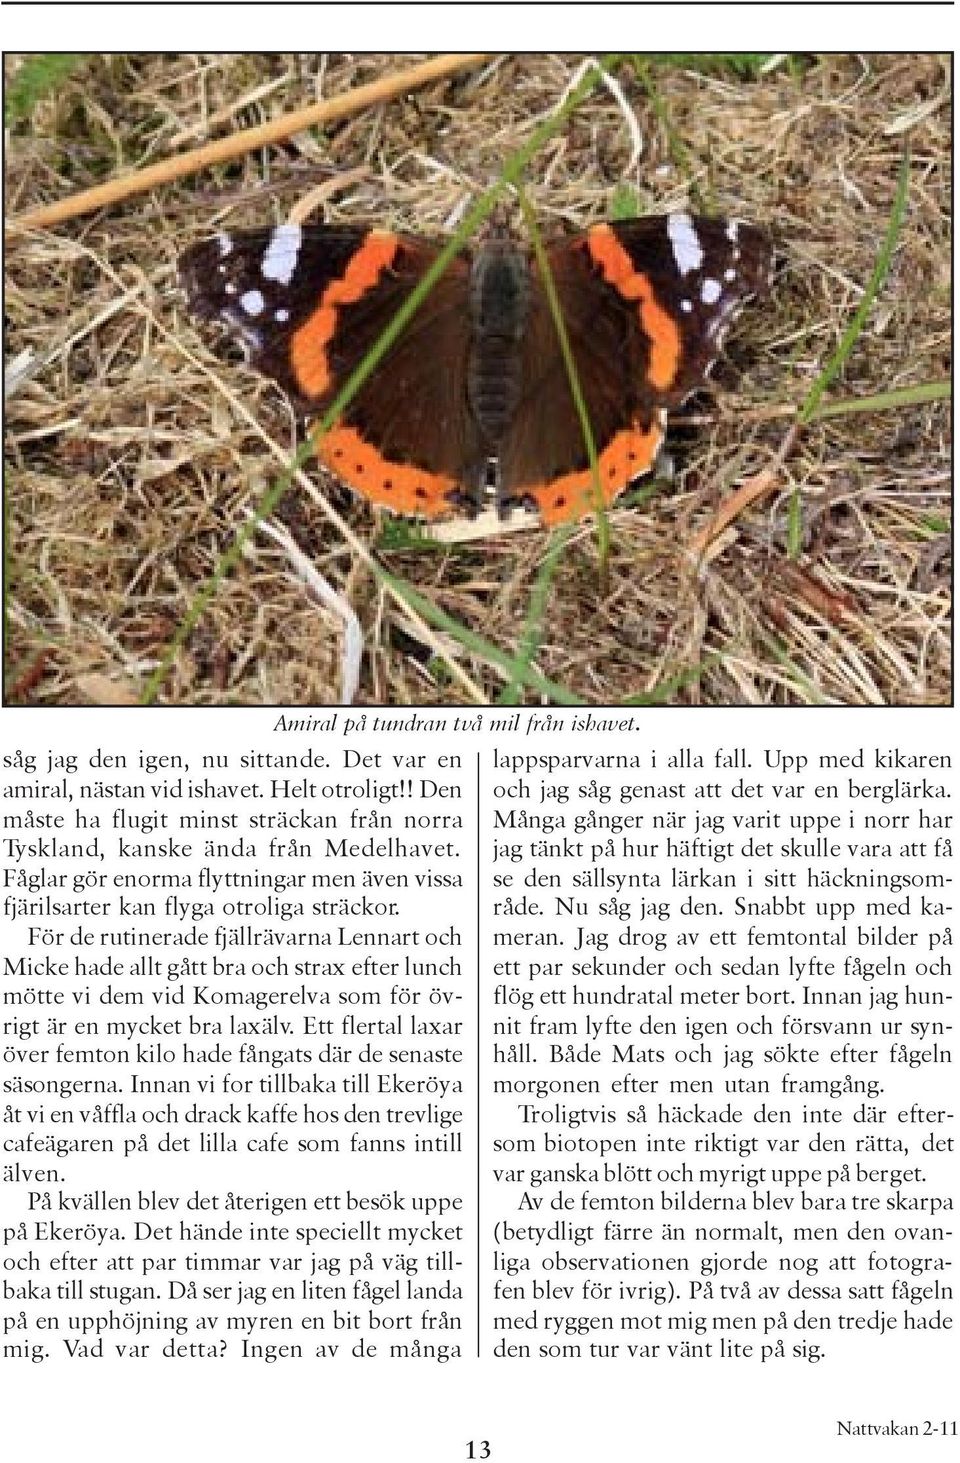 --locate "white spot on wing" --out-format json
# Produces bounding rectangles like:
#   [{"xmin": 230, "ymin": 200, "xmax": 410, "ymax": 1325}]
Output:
[
  {"xmin": 680, "ymin": 299, "xmax": 694, "ymax": 313},
  {"xmin": 261, "ymin": 223, "xmax": 303, "ymax": 286},
  {"xmin": 240, "ymin": 289, "xmax": 265, "ymax": 317},
  {"xmin": 726, "ymin": 220, "xmax": 740, "ymax": 244},
  {"xmin": 217, "ymin": 233, "xmax": 234, "ymax": 258},
  {"xmin": 724, "ymin": 268, "xmax": 737, "ymax": 282},
  {"xmin": 701, "ymin": 278, "xmax": 722, "ymax": 305},
  {"xmin": 667, "ymin": 213, "xmax": 704, "ymax": 276},
  {"xmin": 275, "ymin": 307, "xmax": 290, "ymax": 322}
]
